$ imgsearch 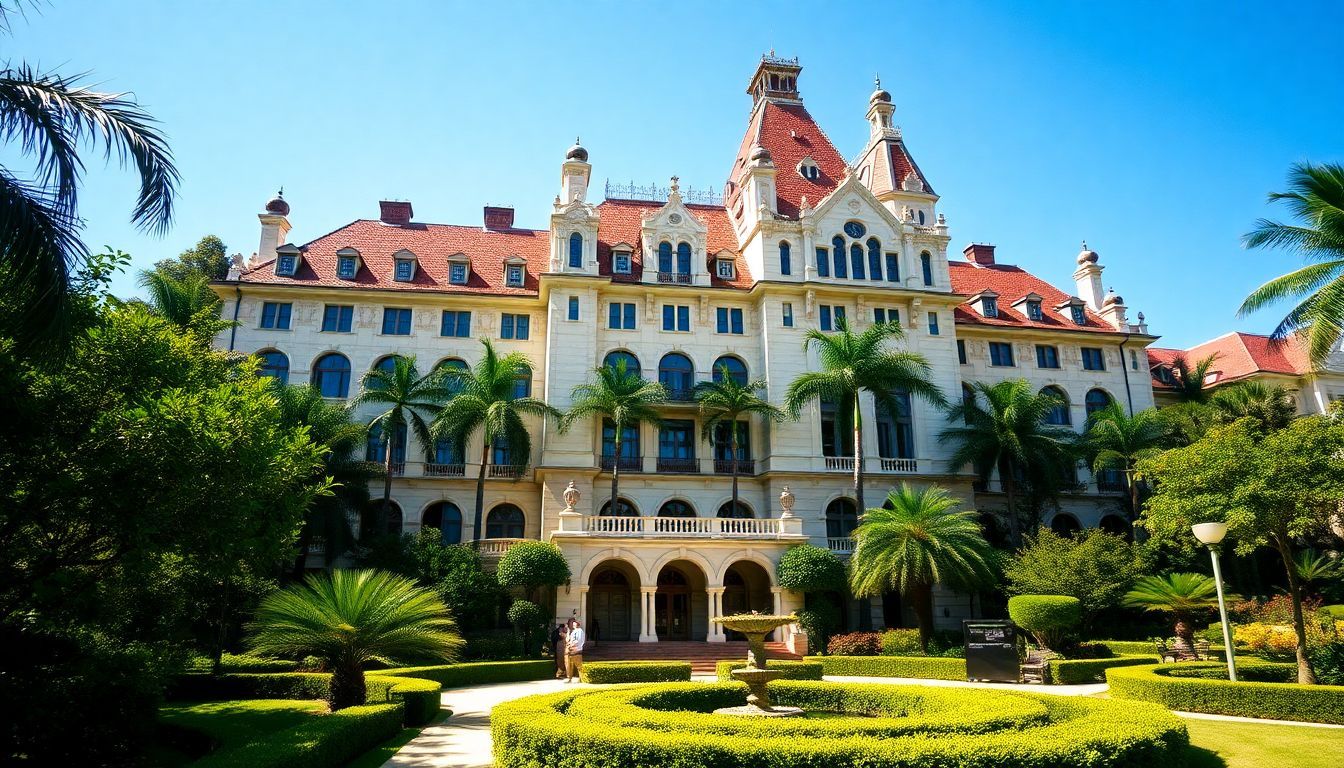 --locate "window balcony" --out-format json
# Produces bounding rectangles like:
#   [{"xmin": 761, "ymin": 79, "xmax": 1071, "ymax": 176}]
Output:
[
  {"xmin": 878, "ymin": 457, "xmax": 918, "ymax": 473},
  {"xmin": 424, "ymin": 462, "xmax": 466, "ymax": 477},
  {"xmin": 562, "ymin": 515, "xmax": 791, "ymax": 539},
  {"xmin": 475, "ymin": 538, "xmax": 526, "ymax": 558},
  {"xmin": 827, "ymin": 537, "xmax": 856, "ymax": 555},
  {"xmin": 488, "ymin": 464, "xmax": 526, "ymax": 479},
  {"xmin": 1097, "ymin": 471, "xmax": 1127, "ymax": 493},
  {"xmin": 656, "ymin": 271, "xmax": 691, "ymax": 284},
  {"xmin": 599, "ymin": 455, "xmax": 643, "ymax": 473},
  {"xmin": 663, "ymin": 387, "xmax": 695, "ymax": 403},
  {"xmin": 656, "ymin": 457, "xmax": 699, "ymax": 474},
  {"xmin": 824, "ymin": 456, "xmax": 855, "ymax": 472},
  {"xmin": 713, "ymin": 459, "xmax": 755, "ymax": 475}
]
